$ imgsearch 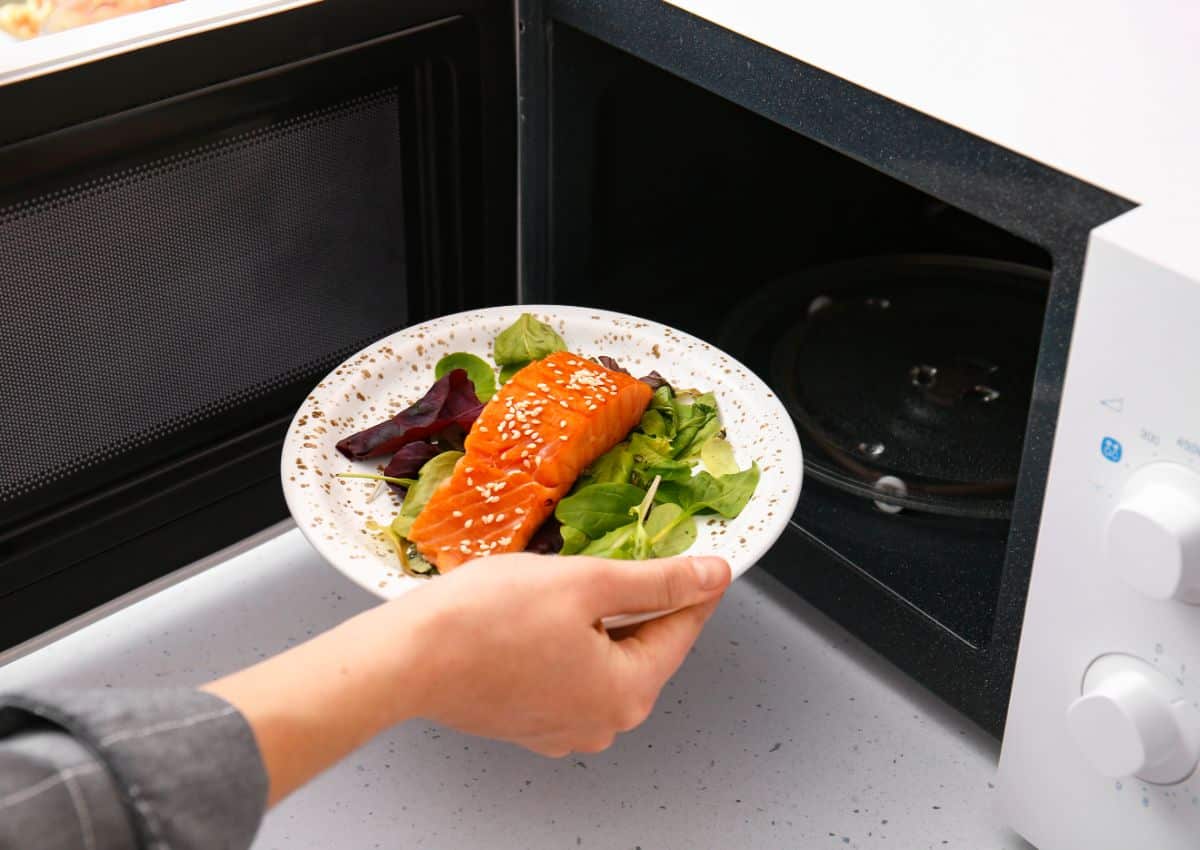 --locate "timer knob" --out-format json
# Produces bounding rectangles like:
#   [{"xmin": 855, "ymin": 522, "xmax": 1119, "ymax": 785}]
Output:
[
  {"xmin": 1106, "ymin": 463, "xmax": 1200, "ymax": 603},
  {"xmin": 1066, "ymin": 654, "xmax": 1200, "ymax": 784}
]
